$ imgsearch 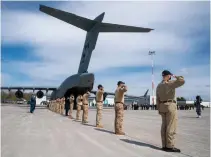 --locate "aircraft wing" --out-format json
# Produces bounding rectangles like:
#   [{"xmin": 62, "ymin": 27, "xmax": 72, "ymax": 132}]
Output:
[
  {"xmin": 39, "ymin": 5, "xmax": 95, "ymax": 31},
  {"xmin": 1, "ymin": 86, "xmax": 57, "ymax": 91},
  {"xmin": 98, "ymin": 22, "xmax": 153, "ymax": 32}
]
